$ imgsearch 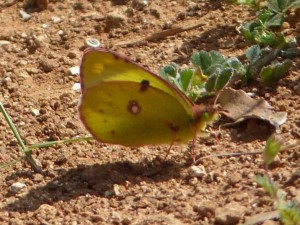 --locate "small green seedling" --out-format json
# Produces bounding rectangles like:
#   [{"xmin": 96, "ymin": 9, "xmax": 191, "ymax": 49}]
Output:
[
  {"xmin": 160, "ymin": 51, "xmax": 238, "ymax": 102},
  {"xmin": 256, "ymin": 135, "xmax": 300, "ymax": 225},
  {"xmin": 240, "ymin": 0, "xmax": 300, "ymax": 47}
]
